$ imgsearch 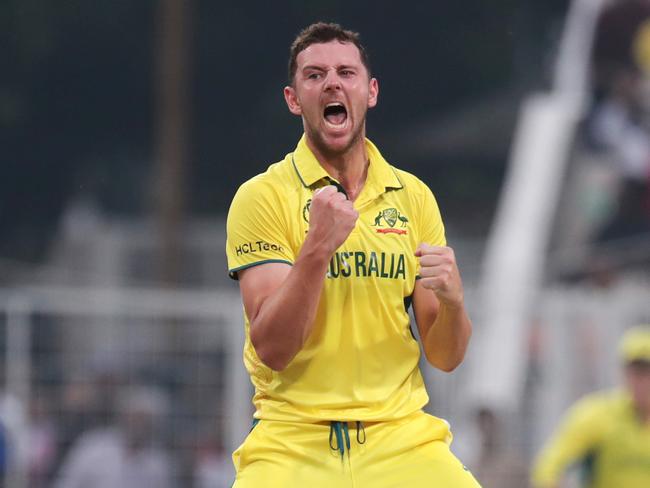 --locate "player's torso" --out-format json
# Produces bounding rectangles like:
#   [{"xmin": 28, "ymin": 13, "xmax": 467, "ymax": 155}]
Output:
[
  {"xmin": 253, "ymin": 167, "xmax": 428, "ymax": 421},
  {"xmin": 590, "ymin": 402, "xmax": 650, "ymax": 488}
]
